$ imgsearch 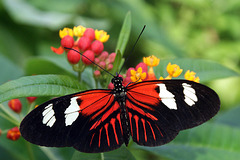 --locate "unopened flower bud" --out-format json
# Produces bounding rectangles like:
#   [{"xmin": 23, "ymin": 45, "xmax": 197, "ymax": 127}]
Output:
[
  {"xmin": 61, "ymin": 35, "xmax": 74, "ymax": 49},
  {"xmin": 26, "ymin": 97, "xmax": 37, "ymax": 103},
  {"xmin": 82, "ymin": 50, "xmax": 95, "ymax": 65},
  {"xmin": 83, "ymin": 28, "xmax": 95, "ymax": 42},
  {"xmin": 107, "ymin": 64, "xmax": 113, "ymax": 70},
  {"xmin": 98, "ymin": 51, "xmax": 109, "ymax": 61},
  {"xmin": 78, "ymin": 36, "xmax": 91, "ymax": 51},
  {"xmin": 94, "ymin": 70, "xmax": 101, "ymax": 77},
  {"xmin": 7, "ymin": 127, "xmax": 20, "ymax": 141},
  {"xmin": 67, "ymin": 49, "xmax": 81, "ymax": 64},
  {"xmin": 108, "ymin": 53, "xmax": 116, "ymax": 63},
  {"xmin": 91, "ymin": 40, "xmax": 104, "ymax": 55},
  {"xmin": 8, "ymin": 99, "xmax": 22, "ymax": 113}
]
